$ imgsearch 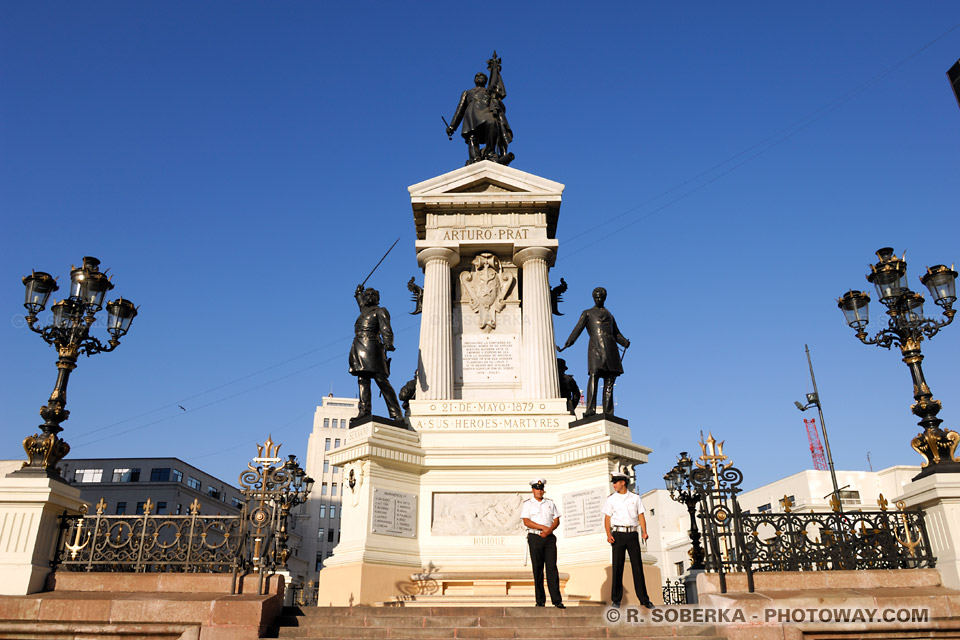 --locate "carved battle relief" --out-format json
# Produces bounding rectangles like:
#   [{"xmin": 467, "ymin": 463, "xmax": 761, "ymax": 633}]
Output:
[
  {"xmin": 459, "ymin": 253, "xmax": 516, "ymax": 333},
  {"xmin": 431, "ymin": 492, "xmax": 526, "ymax": 536}
]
